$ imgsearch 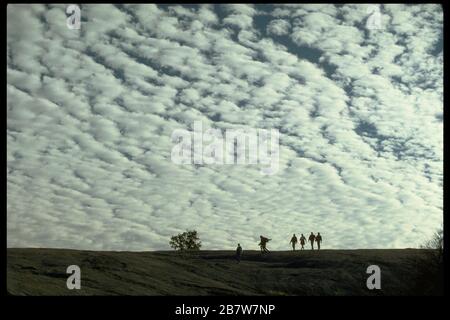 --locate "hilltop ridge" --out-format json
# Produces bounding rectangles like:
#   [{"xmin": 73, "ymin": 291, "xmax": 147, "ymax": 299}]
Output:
[{"xmin": 7, "ymin": 248, "xmax": 441, "ymax": 295}]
